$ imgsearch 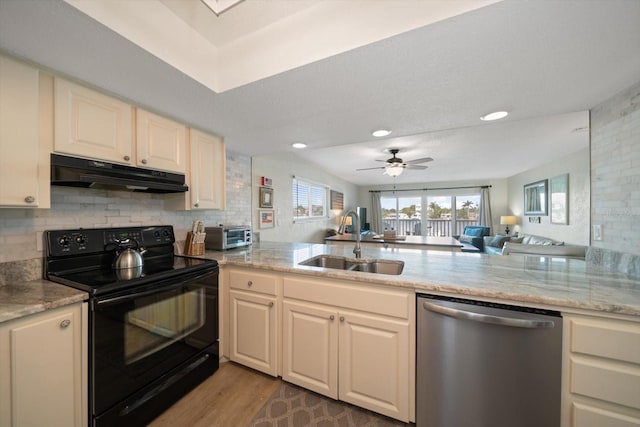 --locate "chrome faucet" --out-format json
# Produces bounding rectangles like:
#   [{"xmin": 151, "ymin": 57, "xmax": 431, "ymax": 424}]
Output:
[{"xmin": 338, "ymin": 210, "xmax": 361, "ymax": 258}]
